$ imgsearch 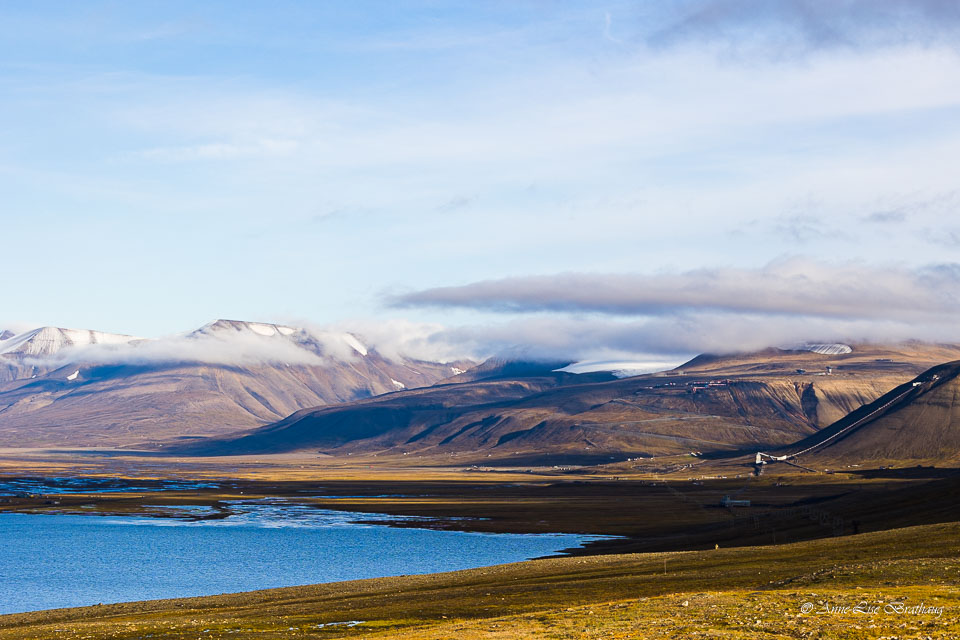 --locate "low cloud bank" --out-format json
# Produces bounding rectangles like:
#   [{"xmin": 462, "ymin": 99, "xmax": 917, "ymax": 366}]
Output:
[
  {"xmin": 388, "ymin": 314, "xmax": 955, "ymax": 363},
  {"xmin": 389, "ymin": 259, "xmax": 960, "ymax": 323},
  {"xmin": 28, "ymin": 331, "xmax": 328, "ymax": 368},
  {"xmin": 12, "ymin": 311, "xmax": 957, "ymax": 374},
  {"xmin": 9, "ymin": 255, "xmax": 960, "ymax": 371}
]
